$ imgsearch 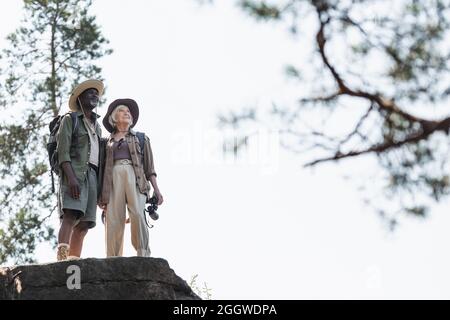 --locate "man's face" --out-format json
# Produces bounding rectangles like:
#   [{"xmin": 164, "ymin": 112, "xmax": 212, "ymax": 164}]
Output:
[{"xmin": 78, "ymin": 88, "xmax": 99, "ymax": 110}]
